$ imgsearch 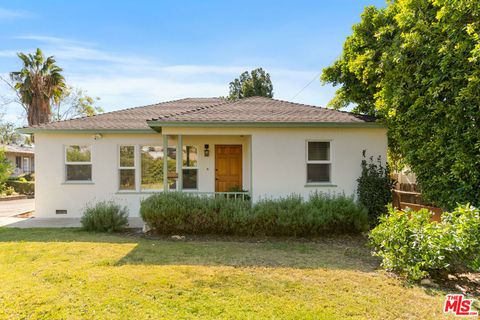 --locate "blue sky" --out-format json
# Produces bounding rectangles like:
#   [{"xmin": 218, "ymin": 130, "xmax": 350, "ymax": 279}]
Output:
[{"xmin": 0, "ymin": 0, "xmax": 385, "ymax": 125}]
